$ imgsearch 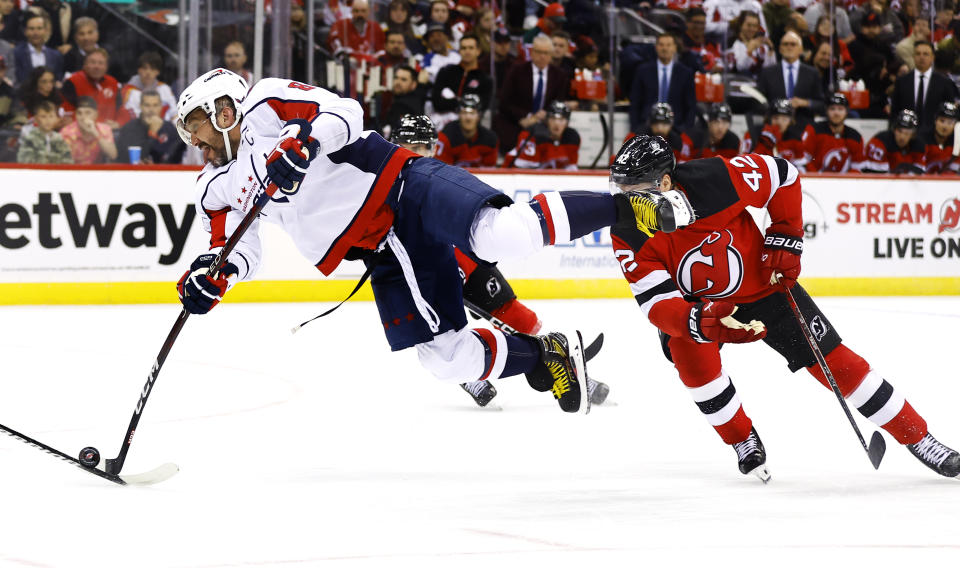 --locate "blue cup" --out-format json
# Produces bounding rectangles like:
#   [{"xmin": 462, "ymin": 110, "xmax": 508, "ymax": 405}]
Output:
[{"xmin": 128, "ymin": 146, "xmax": 142, "ymax": 164}]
